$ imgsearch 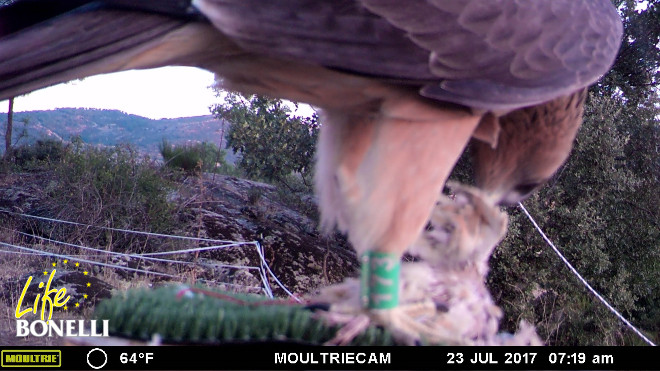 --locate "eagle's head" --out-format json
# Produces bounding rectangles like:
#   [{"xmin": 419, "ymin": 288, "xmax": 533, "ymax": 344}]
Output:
[{"xmin": 473, "ymin": 89, "xmax": 587, "ymax": 206}]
